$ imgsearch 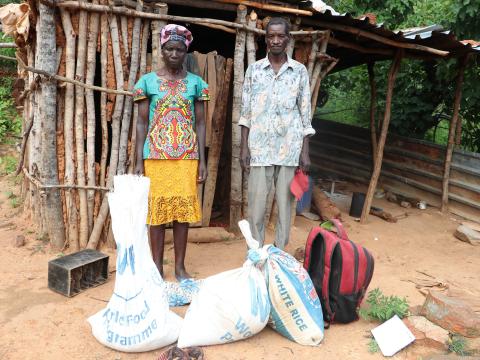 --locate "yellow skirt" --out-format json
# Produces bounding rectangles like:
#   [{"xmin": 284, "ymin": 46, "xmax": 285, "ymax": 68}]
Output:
[{"xmin": 144, "ymin": 159, "xmax": 201, "ymax": 225}]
